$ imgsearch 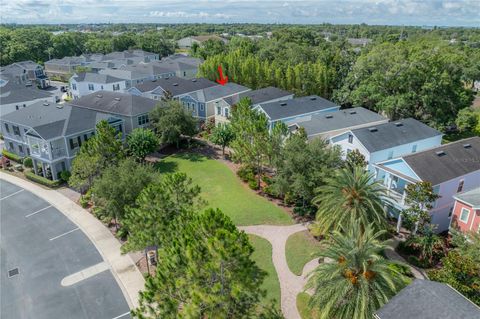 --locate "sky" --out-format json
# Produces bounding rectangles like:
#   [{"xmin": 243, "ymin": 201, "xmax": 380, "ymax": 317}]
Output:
[{"xmin": 1, "ymin": 0, "xmax": 479, "ymax": 27}]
